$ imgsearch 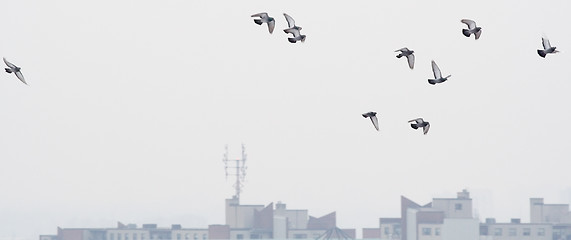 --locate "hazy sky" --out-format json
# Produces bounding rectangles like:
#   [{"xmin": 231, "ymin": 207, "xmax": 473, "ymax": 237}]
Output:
[{"xmin": 1, "ymin": 0, "xmax": 571, "ymax": 239}]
